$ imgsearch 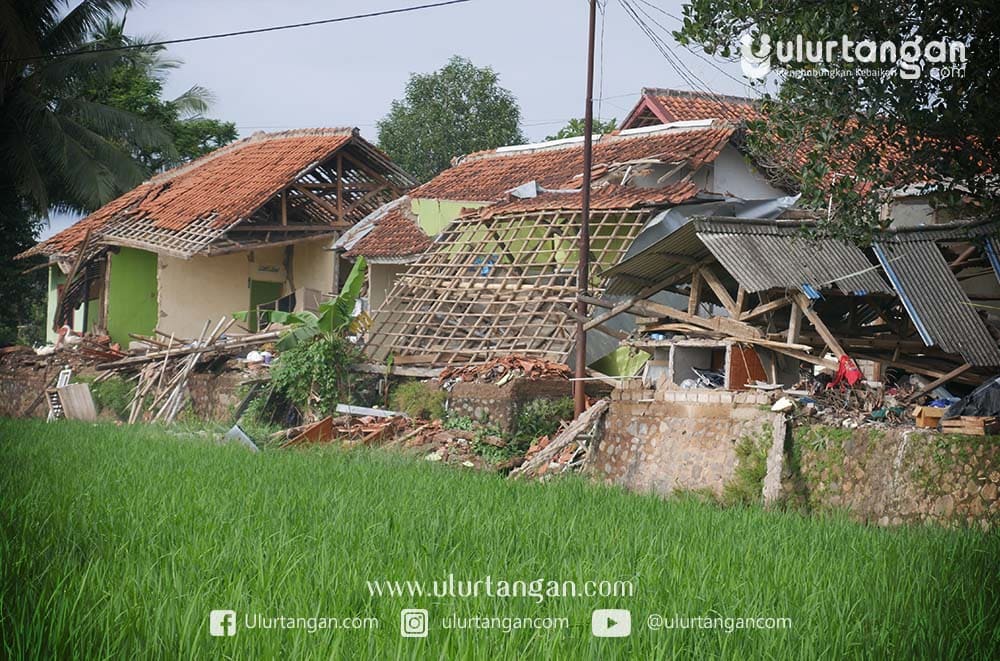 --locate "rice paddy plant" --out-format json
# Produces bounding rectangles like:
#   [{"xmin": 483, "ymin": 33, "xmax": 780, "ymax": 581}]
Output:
[{"xmin": 1, "ymin": 419, "xmax": 997, "ymax": 659}]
